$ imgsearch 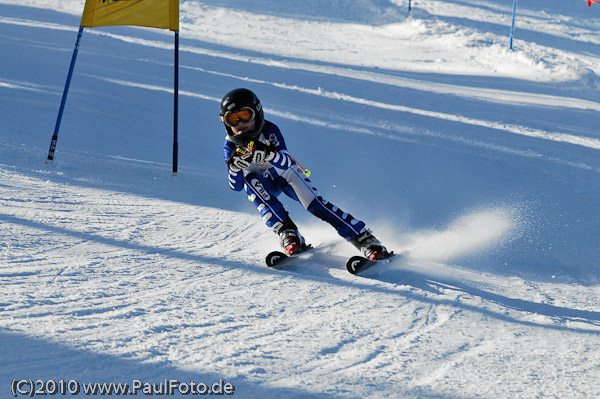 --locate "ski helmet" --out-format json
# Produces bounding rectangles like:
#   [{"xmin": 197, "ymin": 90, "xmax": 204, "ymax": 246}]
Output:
[{"xmin": 219, "ymin": 88, "xmax": 265, "ymax": 146}]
